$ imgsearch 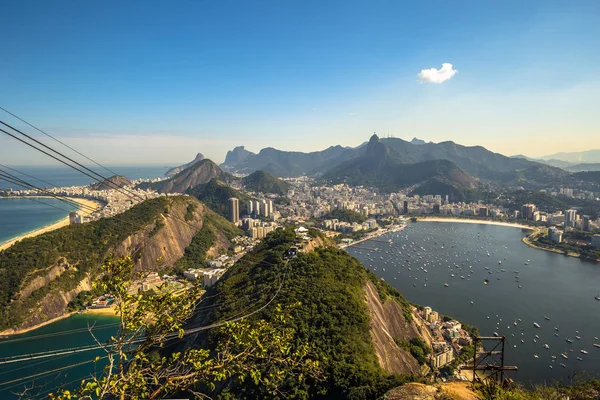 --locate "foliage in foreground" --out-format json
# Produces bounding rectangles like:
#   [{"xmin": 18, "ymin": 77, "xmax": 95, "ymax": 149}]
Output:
[
  {"xmin": 48, "ymin": 256, "xmax": 320, "ymax": 400},
  {"xmin": 476, "ymin": 378, "xmax": 600, "ymax": 400}
]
